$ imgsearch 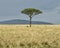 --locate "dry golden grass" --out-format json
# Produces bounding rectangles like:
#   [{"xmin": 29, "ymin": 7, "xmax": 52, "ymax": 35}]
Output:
[{"xmin": 0, "ymin": 25, "xmax": 60, "ymax": 48}]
